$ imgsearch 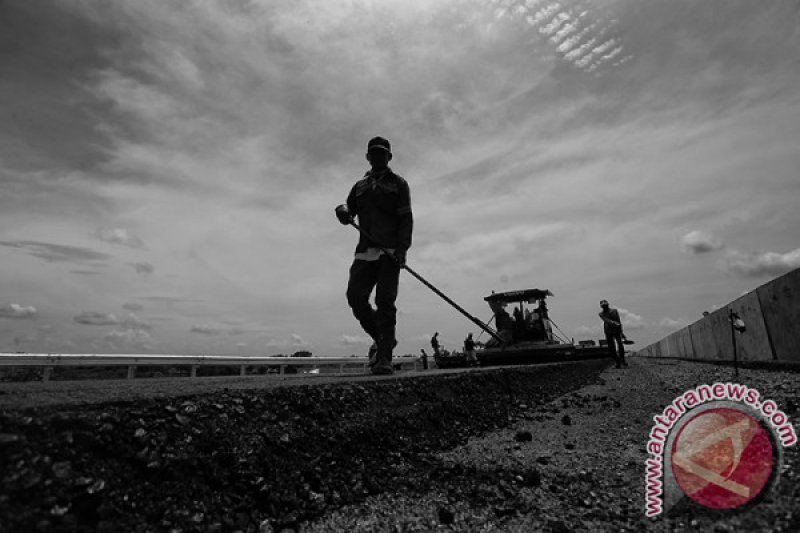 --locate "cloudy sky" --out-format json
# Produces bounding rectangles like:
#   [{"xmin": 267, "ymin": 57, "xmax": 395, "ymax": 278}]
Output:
[{"xmin": 1, "ymin": 0, "xmax": 798, "ymax": 356}]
